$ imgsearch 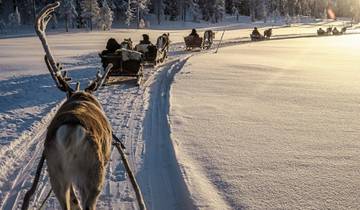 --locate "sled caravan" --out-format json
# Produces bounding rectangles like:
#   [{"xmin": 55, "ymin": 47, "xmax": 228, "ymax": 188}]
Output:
[
  {"xmin": 184, "ymin": 29, "xmax": 215, "ymax": 51},
  {"xmin": 99, "ymin": 33, "xmax": 170, "ymax": 85},
  {"xmin": 250, "ymin": 27, "xmax": 273, "ymax": 41},
  {"xmin": 317, "ymin": 26, "xmax": 347, "ymax": 36}
]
